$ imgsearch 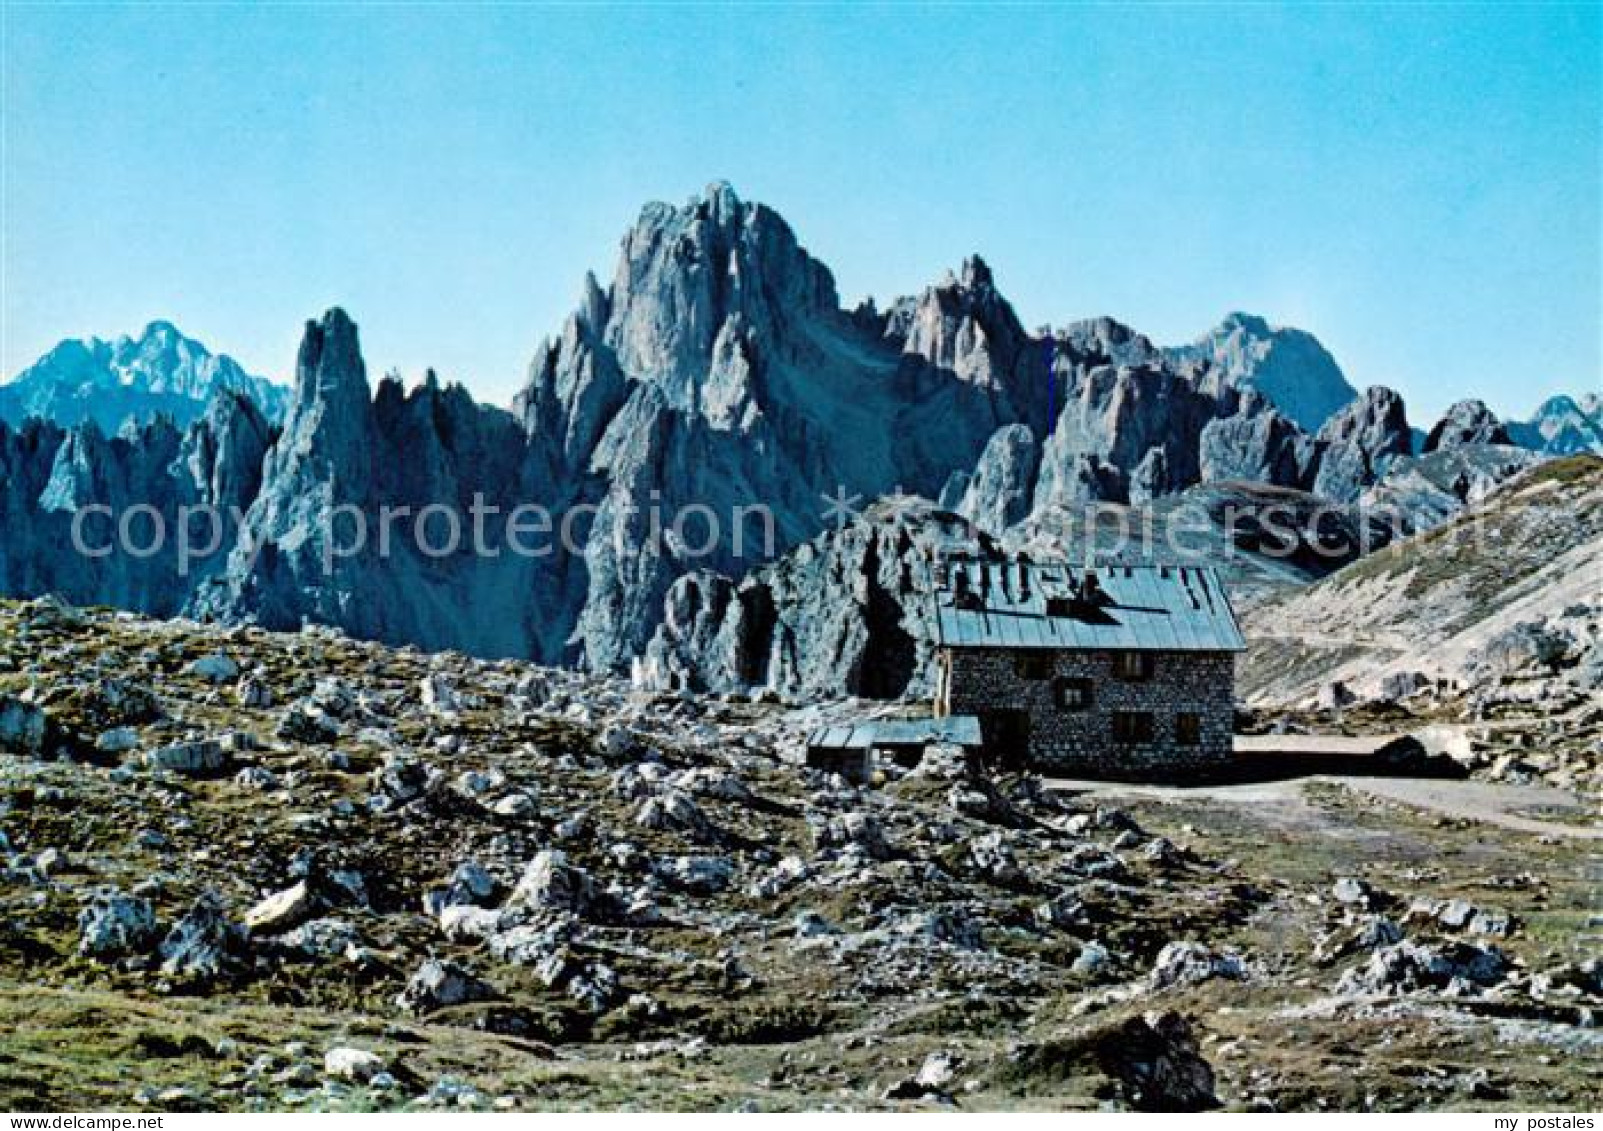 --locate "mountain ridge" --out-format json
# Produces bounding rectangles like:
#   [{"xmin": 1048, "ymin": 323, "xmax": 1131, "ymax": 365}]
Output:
[
  {"xmin": 1, "ymin": 183, "xmax": 1596, "ymax": 680},
  {"xmin": 0, "ymin": 320, "xmax": 289, "ymax": 434}
]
